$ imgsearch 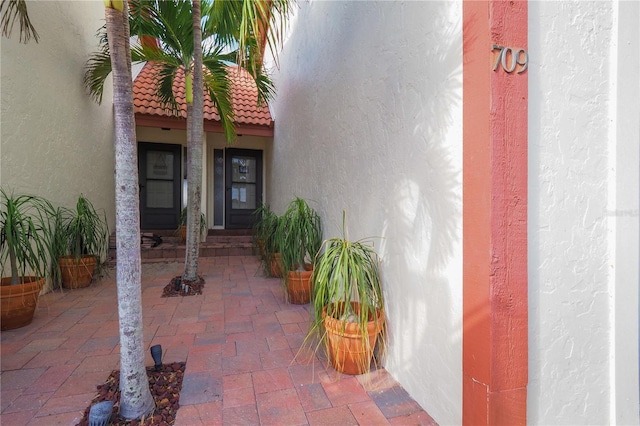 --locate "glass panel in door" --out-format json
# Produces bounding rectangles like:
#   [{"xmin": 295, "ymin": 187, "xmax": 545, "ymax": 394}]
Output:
[
  {"xmin": 225, "ymin": 148, "xmax": 262, "ymax": 229},
  {"xmin": 138, "ymin": 142, "xmax": 181, "ymax": 229},
  {"xmin": 231, "ymin": 156, "xmax": 257, "ymax": 210},
  {"xmin": 146, "ymin": 150, "xmax": 174, "ymax": 208}
]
